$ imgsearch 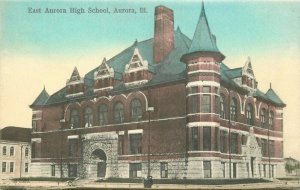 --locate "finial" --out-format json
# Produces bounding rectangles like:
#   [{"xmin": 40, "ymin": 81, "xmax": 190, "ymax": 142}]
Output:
[
  {"xmin": 43, "ymin": 85, "xmax": 45, "ymax": 90},
  {"xmin": 176, "ymin": 26, "xmax": 181, "ymax": 33},
  {"xmin": 134, "ymin": 39, "xmax": 138, "ymax": 46},
  {"xmin": 270, "ymin": 83, "xmax": 272, "ymax": 89},
  {"xmin": 201, "ymin": 0, "xmax": 205, "ymax": 11}
]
